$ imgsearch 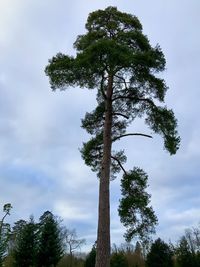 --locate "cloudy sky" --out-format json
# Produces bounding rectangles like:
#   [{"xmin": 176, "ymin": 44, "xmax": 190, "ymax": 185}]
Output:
[{"xmin": 0, "ymin": 0, "xmax": 200, "ymax": 251}]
